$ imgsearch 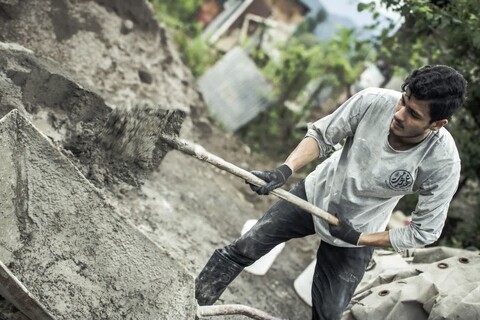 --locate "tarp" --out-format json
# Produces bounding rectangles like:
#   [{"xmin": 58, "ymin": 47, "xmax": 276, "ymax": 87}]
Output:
[{"xmin": 343, "ymin": 247, "xmax": 480, "ymax": 320}]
